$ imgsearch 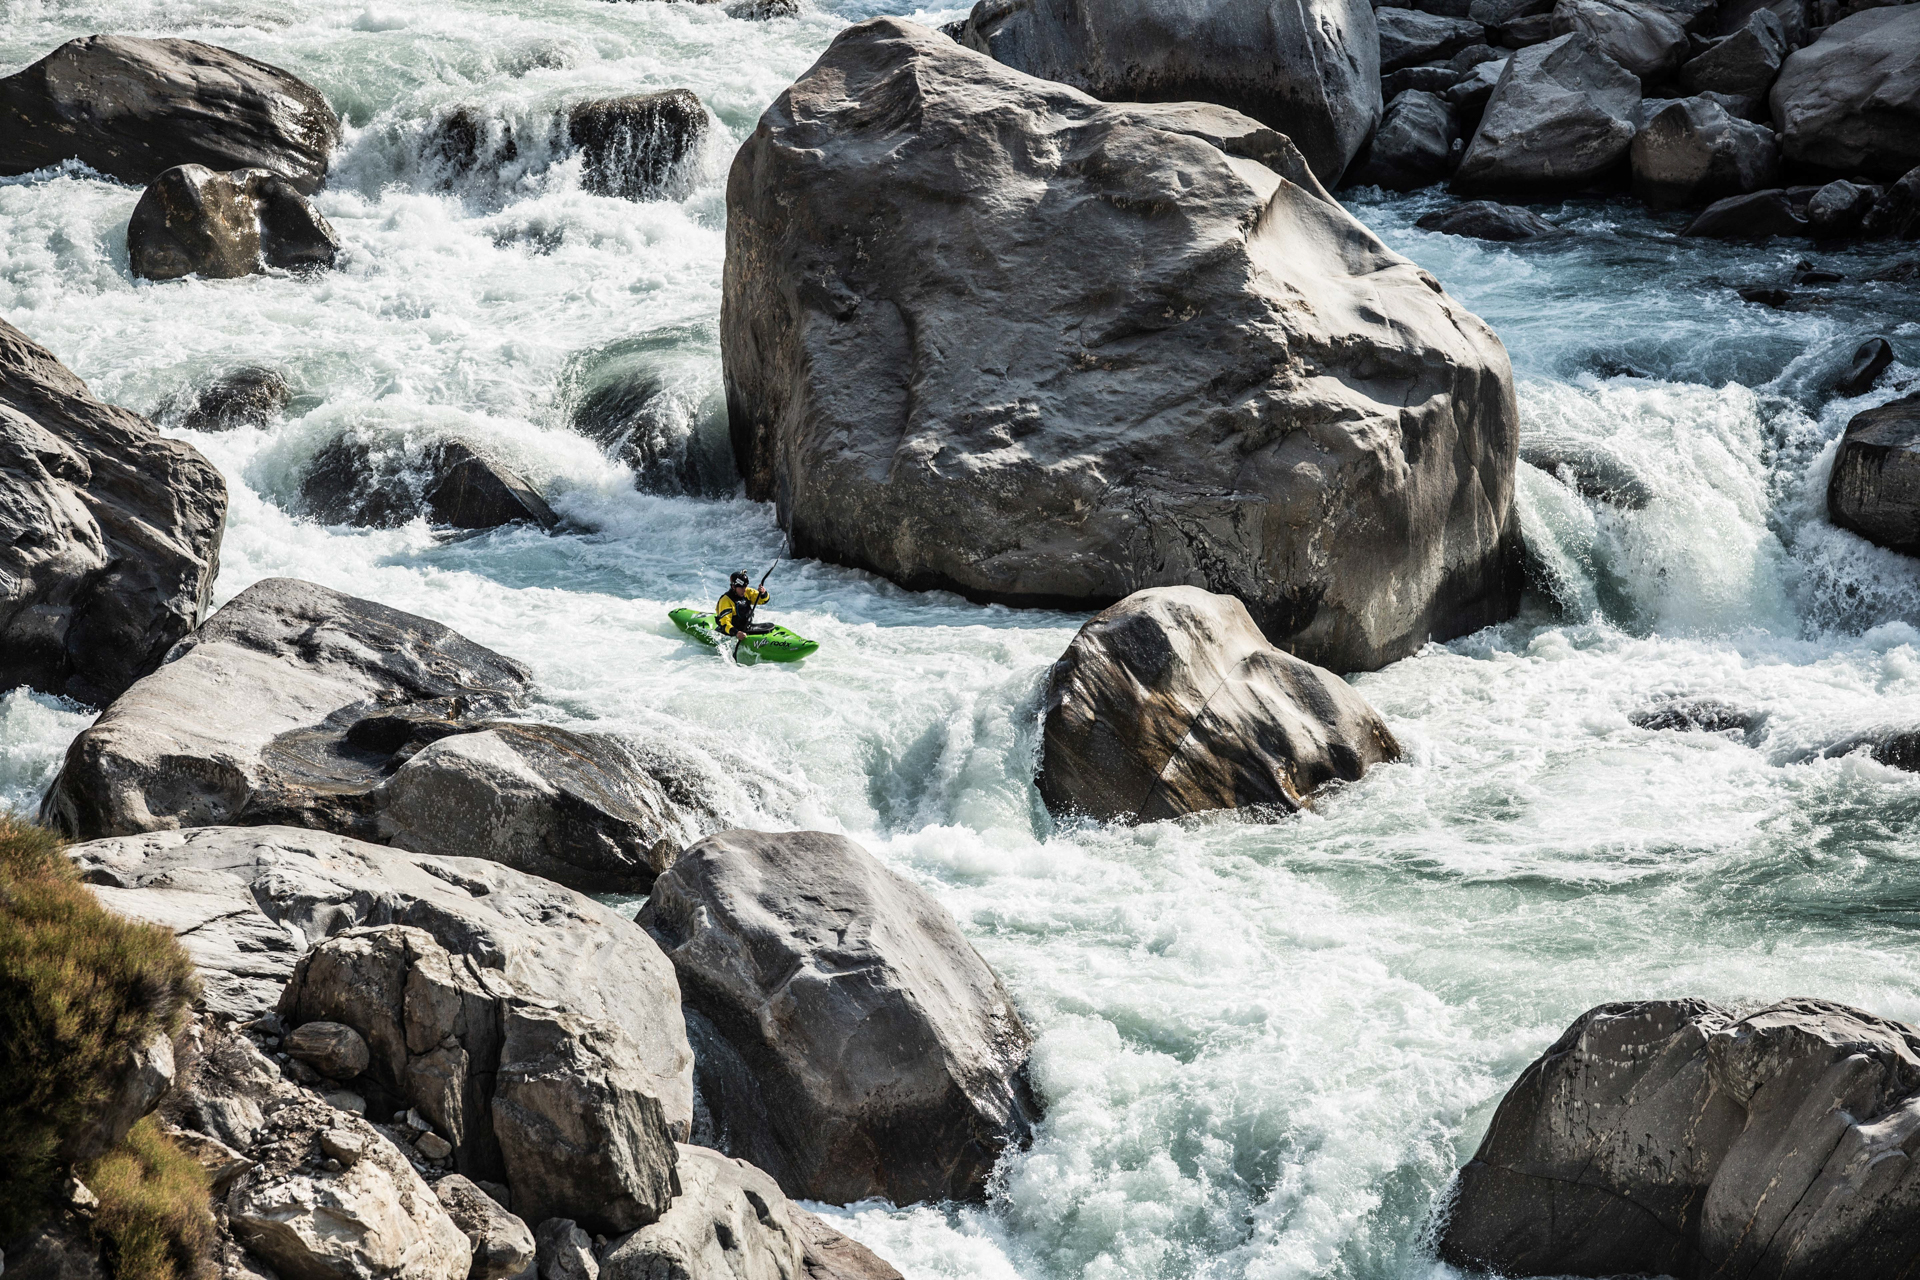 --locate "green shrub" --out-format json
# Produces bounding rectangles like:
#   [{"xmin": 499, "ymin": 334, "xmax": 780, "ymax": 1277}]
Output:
[
  {"xmin": 83, "ymin": 1116, "xmax": 215, "ymax": 1280},
  {"xmin": 0, "ymin": 815, "xmax": 199, "ymax": 1240}
]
